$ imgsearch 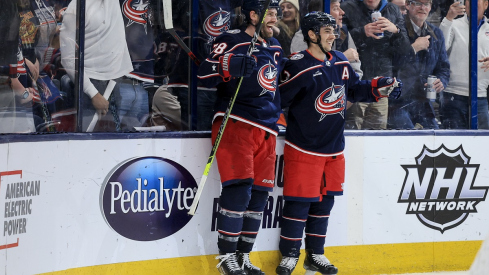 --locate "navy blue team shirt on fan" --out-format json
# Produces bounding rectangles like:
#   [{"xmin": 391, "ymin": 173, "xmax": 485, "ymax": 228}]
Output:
[
  {"xmin": 120, "ymin": 0, "xmax": 155, "ymax": 83},
  {"xmin": 197, "ymin": 30, "xmax": 286, "ymax": 135},
  {"xmin": 279, "ymin": 50, "xmax": 379, "ymax": 155},
  {"xmin": 200, "ymin": 0, "xmax": 242, "ymax": 52}
]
